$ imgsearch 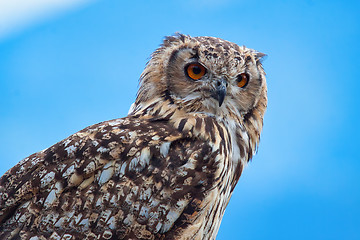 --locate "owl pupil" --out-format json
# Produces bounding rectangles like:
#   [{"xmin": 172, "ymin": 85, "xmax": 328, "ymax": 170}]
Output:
[{"xmin": 192, "ymin": 66, "xmax": 201, "ymax": 74}]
